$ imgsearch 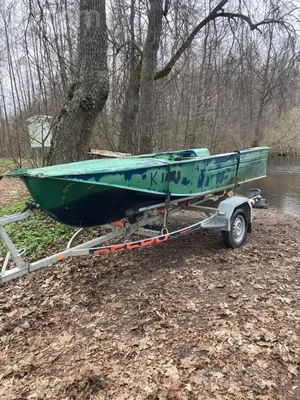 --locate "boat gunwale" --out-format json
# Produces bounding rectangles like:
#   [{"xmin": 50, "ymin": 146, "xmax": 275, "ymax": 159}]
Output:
[{"xmin": 5, "ymin": 147, "xmax": 269, "ymax": 179}]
